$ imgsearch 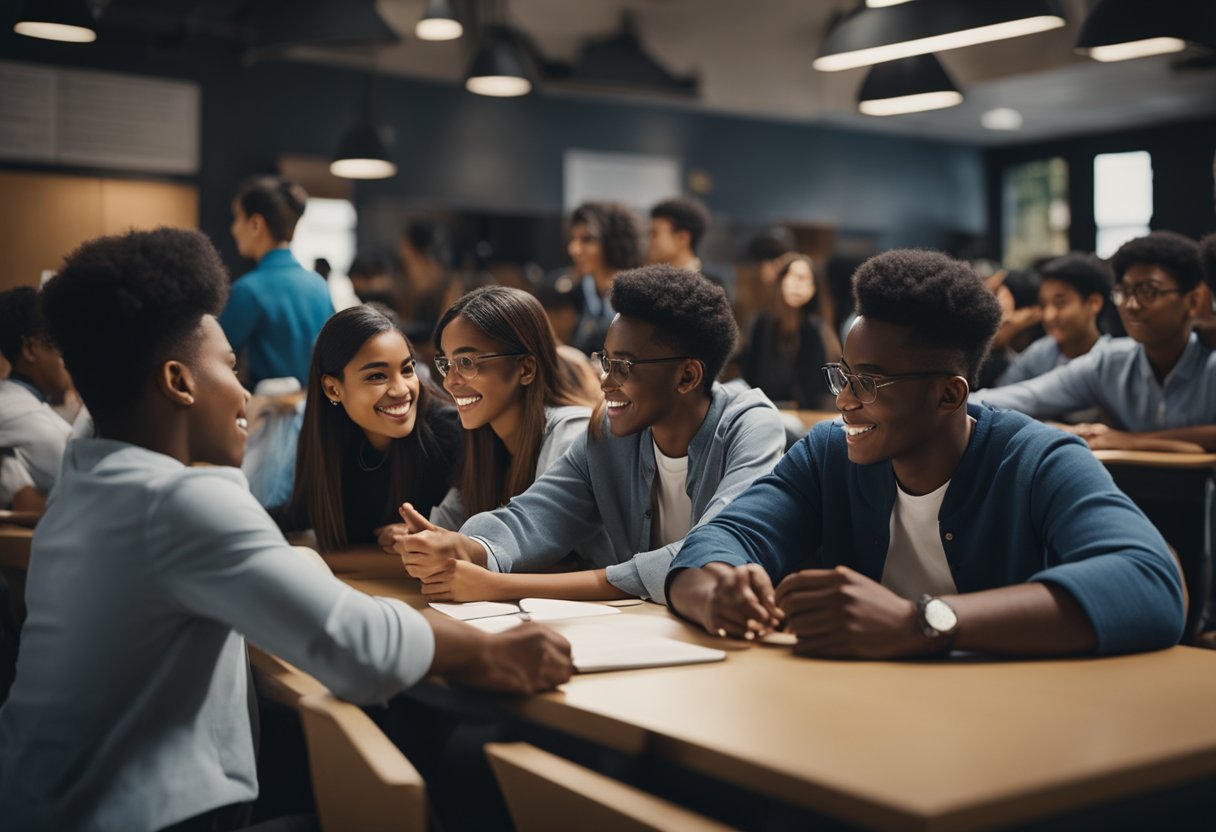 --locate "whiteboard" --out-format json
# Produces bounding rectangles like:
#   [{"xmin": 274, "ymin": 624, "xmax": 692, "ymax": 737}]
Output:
[{"xmin": 563, "ymin": 149, "xmax": 680, "ymax": 214}]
